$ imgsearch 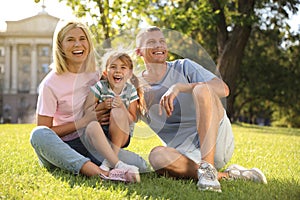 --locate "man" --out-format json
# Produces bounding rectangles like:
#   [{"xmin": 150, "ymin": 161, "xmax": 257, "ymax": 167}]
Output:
[{"xmin": 134, "ymin": 26, "xmax": 267, "ymax": 192}]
